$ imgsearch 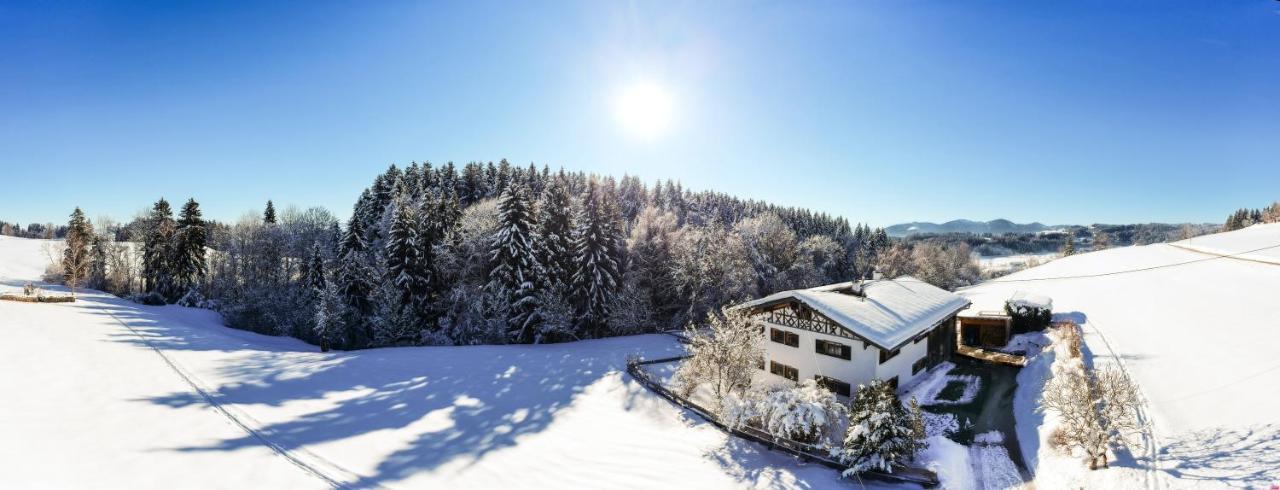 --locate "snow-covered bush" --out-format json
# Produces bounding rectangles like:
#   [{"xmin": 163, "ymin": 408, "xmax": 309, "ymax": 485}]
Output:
[
  {"xmin": 1006, "ymin": 293, "xmax": 1052, "ymax": 334},
  {"xmin": 175, "ymin": 289, "xmax": 213, "ymax": 309},
  {"xmin": 129, "ymin": 291, "xmax": 167, "ymax": 306},
  {"xmin": 723, "ymin": 380, "xmax": 847, "ymax": 446},
  {"xmin": 759, "ymin": 380, "xmax": 847, "ymax": 445},
  {"xmin": 836, "ymin": 380, "xmax": 926, "ymax": 476}
]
